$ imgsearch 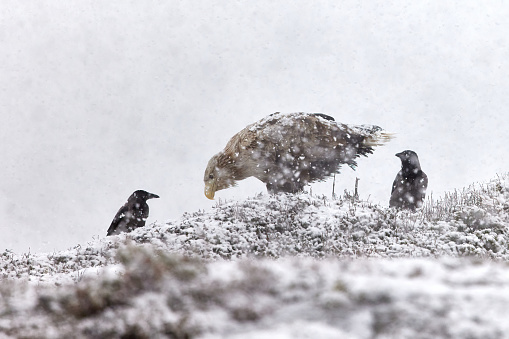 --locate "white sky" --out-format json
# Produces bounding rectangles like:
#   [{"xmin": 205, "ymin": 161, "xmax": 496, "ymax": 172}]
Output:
[{"xmin": 0, "ymin": 1, "xmax": 508, "ymax": 253}]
